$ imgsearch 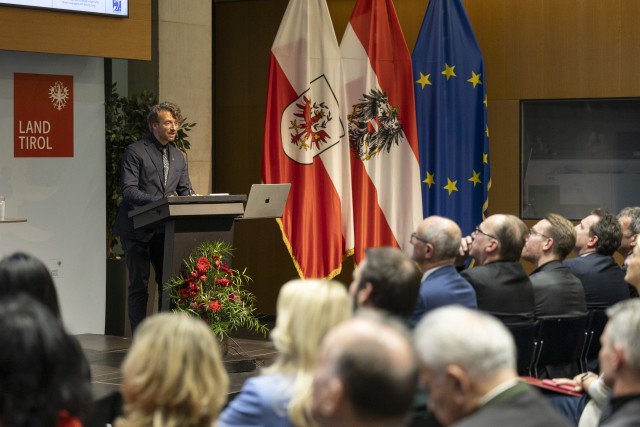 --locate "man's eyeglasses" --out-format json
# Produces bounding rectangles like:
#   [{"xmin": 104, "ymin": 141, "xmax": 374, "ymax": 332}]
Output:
[
  {"xmin": 474, "ymin": 226, "xmax": 497, "ymax": 240},
  {"xmin": 410, "ymin": 232, "xmax": 429, "ymax": 244},
  {"xmin": 529, "ymin": 228, "xmax": 550, "ymax": 239}
]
